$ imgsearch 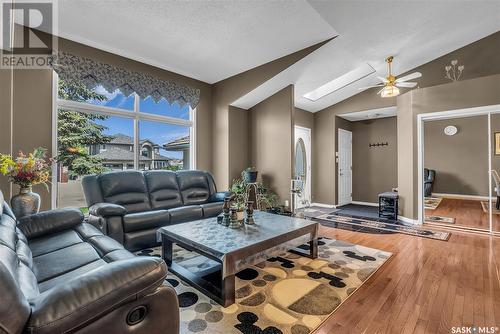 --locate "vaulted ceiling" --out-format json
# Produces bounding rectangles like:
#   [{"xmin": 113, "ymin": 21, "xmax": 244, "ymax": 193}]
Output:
[{"xmin": 56, "ymin": 0, "xmax": 500, "ymax": 112}]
